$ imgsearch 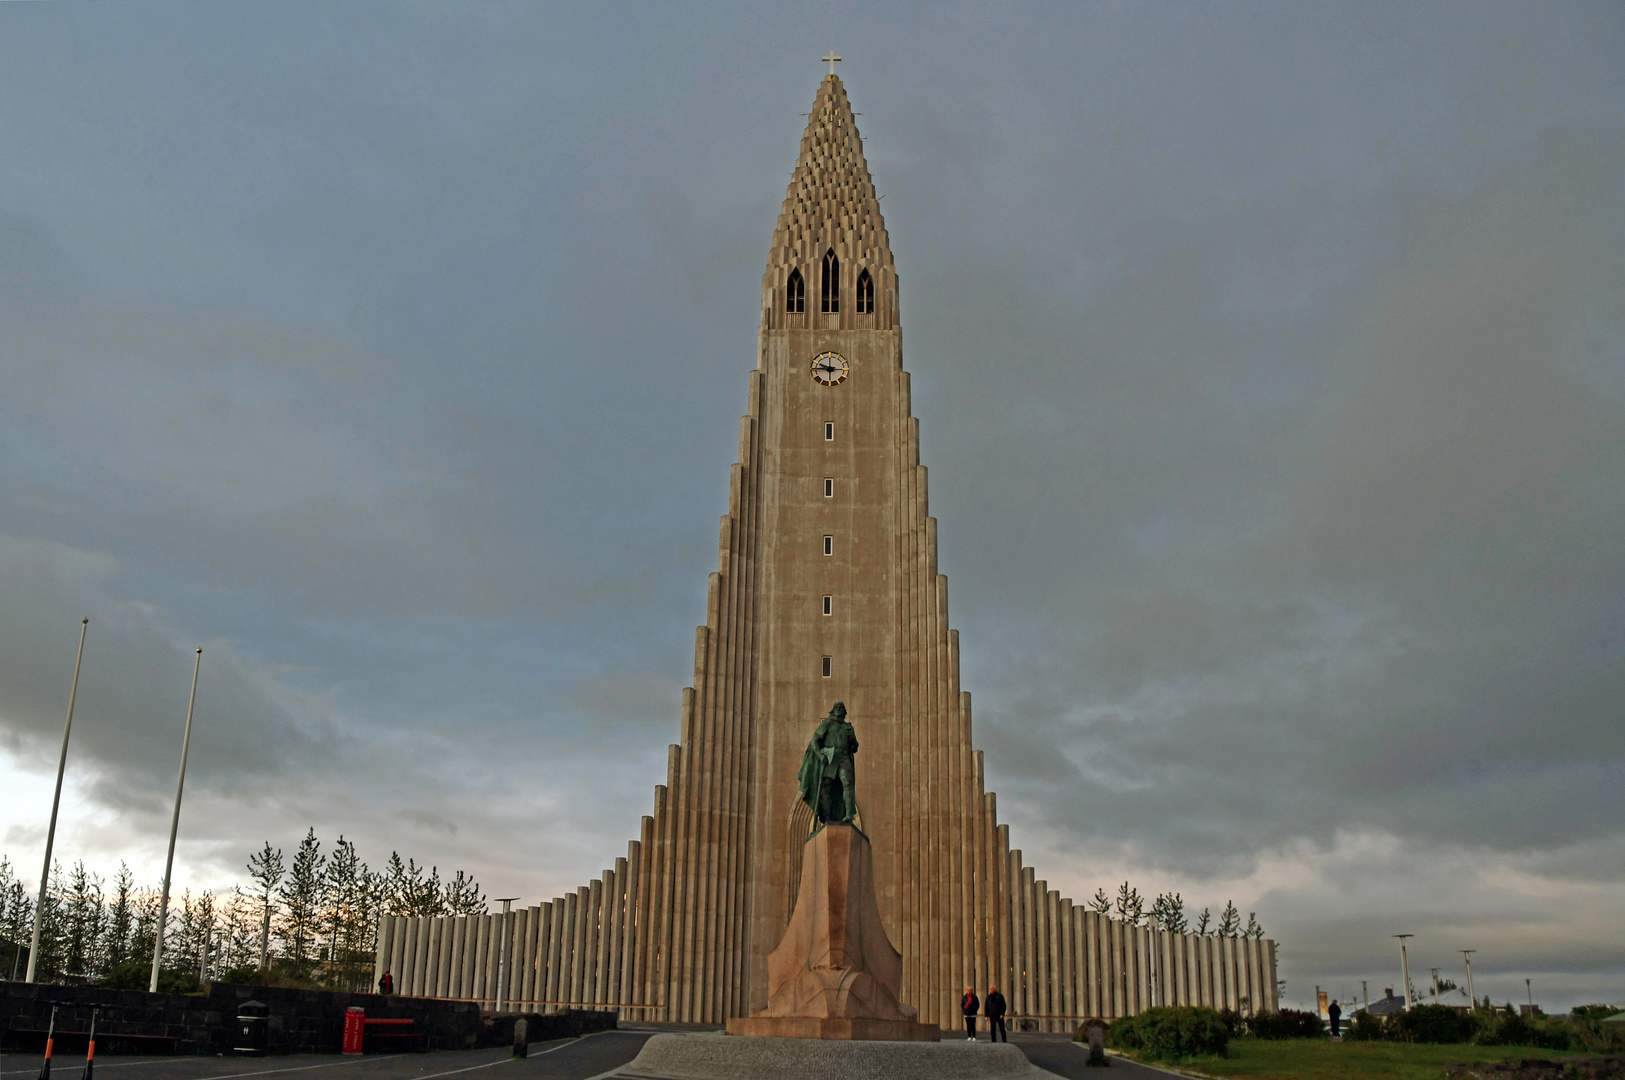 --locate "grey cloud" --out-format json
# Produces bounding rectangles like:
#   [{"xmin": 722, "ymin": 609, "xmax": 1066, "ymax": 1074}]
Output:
[{"xmin": 1, "ymin": 0, "xmax": 1622, "ymax": 1009}]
